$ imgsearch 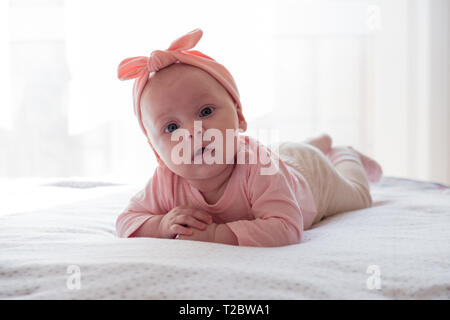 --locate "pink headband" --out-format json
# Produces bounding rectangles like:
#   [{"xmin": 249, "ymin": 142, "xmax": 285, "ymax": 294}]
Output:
[{"xmin": 117, "ymin": 28, "xmax": 242, "ymax": 138}]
